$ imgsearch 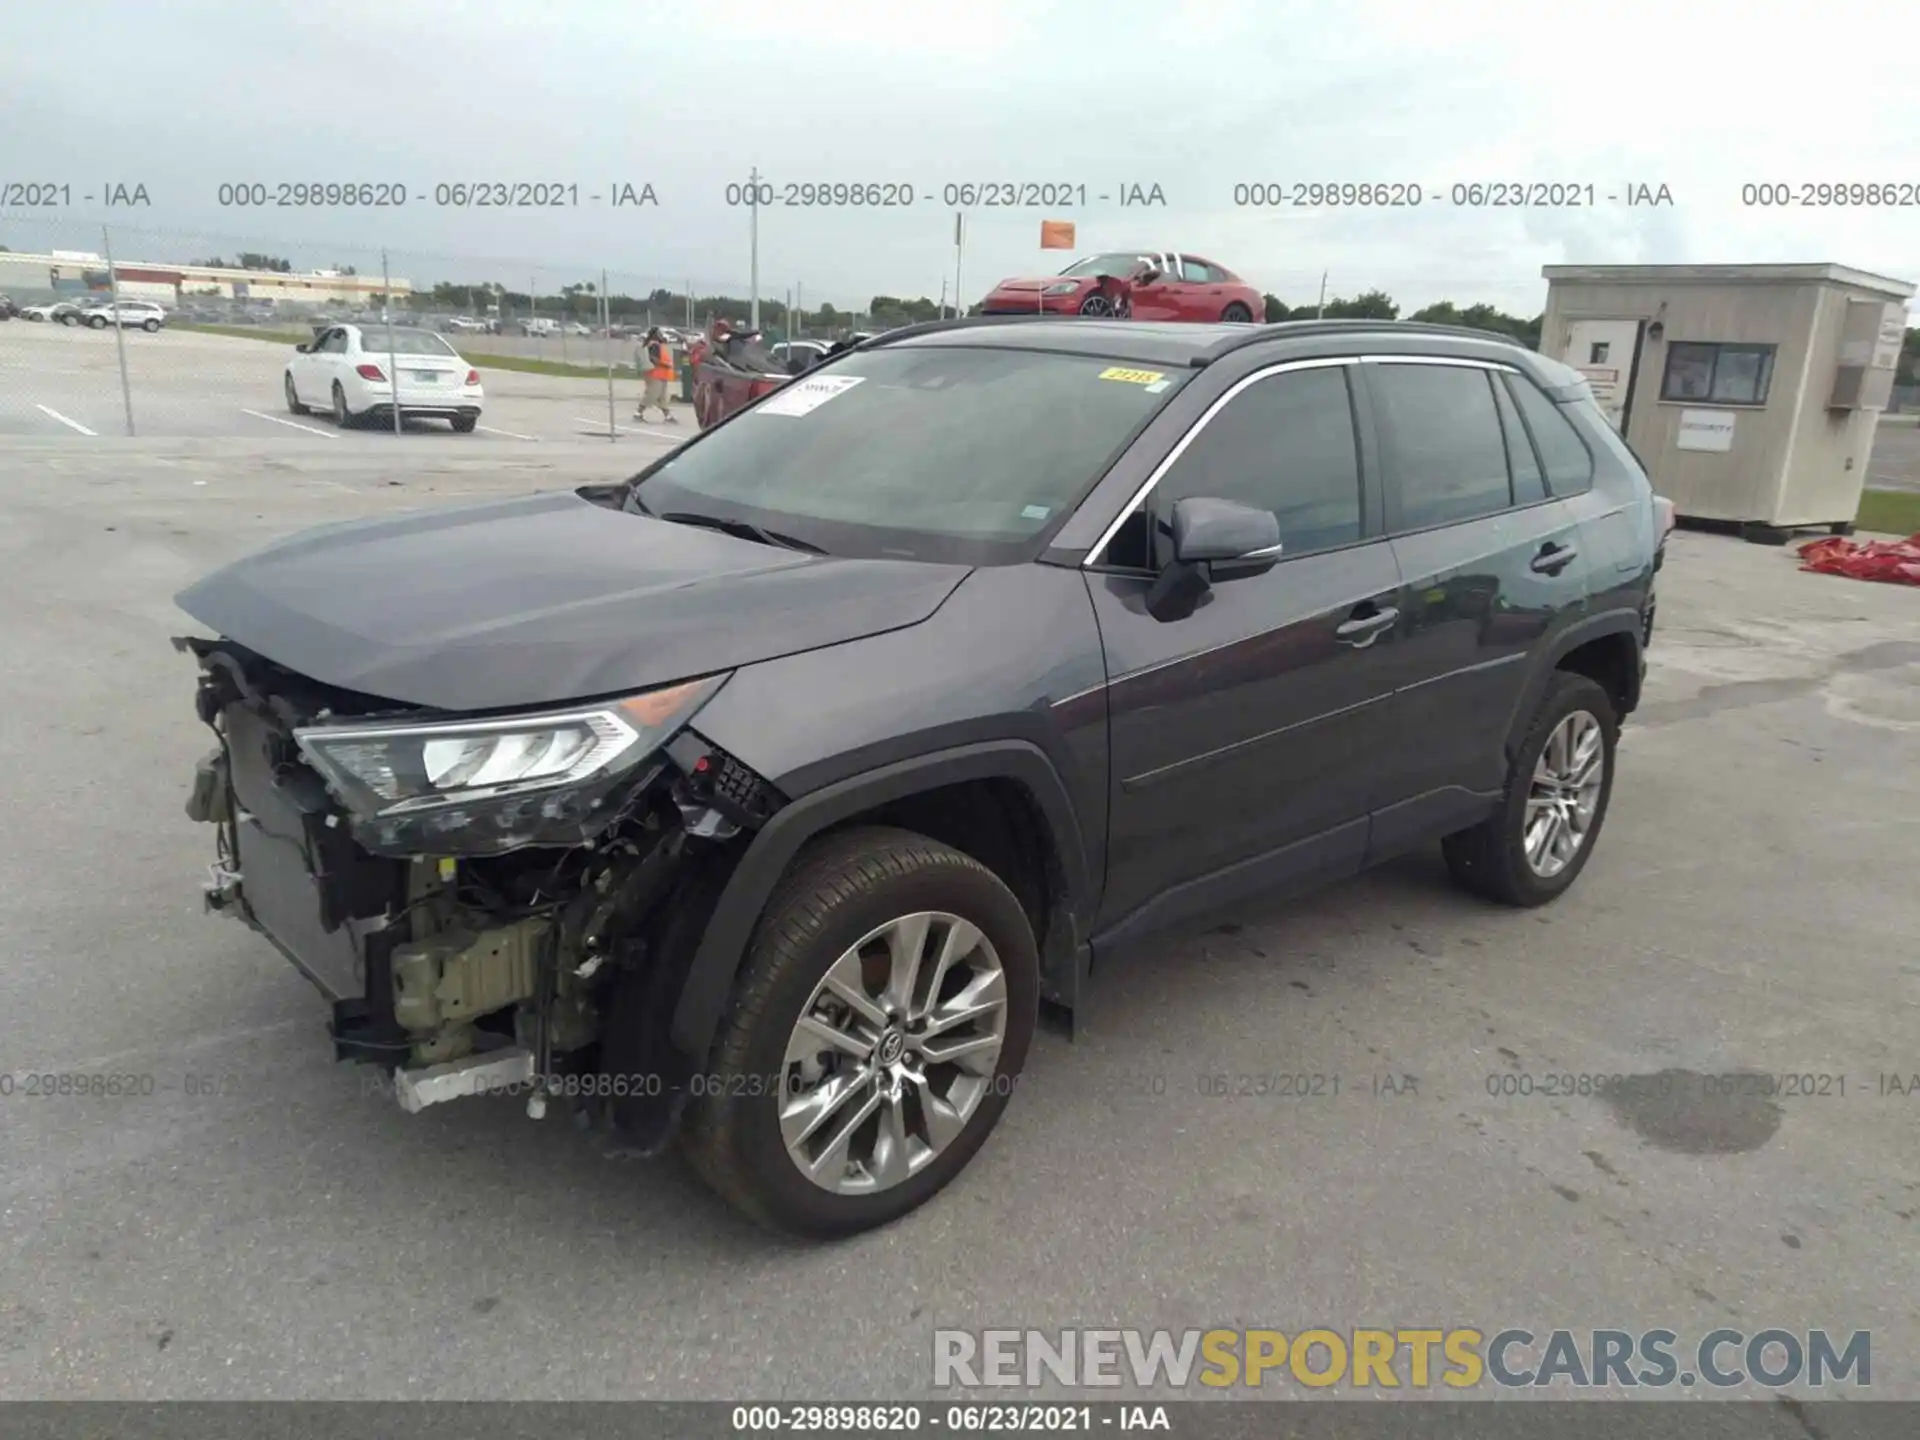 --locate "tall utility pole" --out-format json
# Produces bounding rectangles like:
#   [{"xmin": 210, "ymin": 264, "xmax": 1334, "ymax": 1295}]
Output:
[
  {"xmin": 939, "ymin": 277, "xmax": 948, "ymax": 319},
  {"xmin": 100, "ymin": 226, "xmax": 135, "ymax": 435},
  {"xmin": 1317, "ymin": 271, "xmax": 1328, "ymax": 319},
  {"xmin": 748, "ymin": 165, "xmax": 761, "ymax": 331},
  {"xmin": 796, "ymin": 282, "xmax": 804, "ymax": 337},
  {"xmin": 954, "ymin": 212, "xmax": 966, "ymax": 320}
]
